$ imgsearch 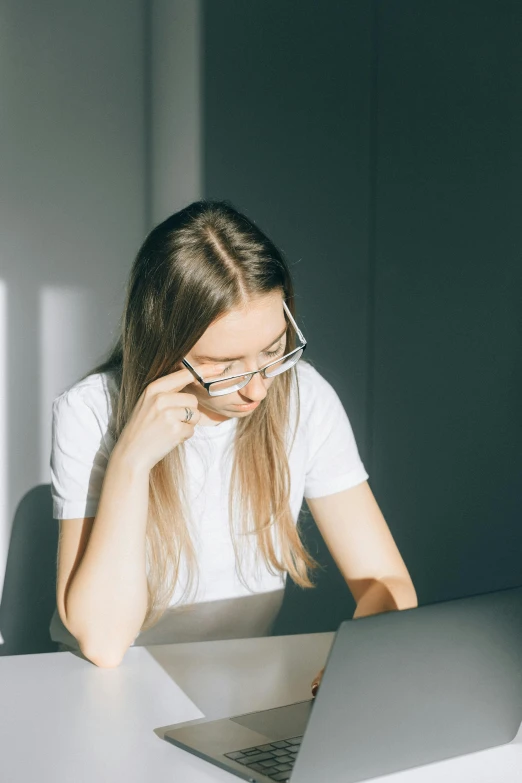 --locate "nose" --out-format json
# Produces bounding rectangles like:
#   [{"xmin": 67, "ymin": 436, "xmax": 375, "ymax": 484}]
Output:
[{"xmin": 240, "ymin": 371, "xmax": 268, "ymax": 402}]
